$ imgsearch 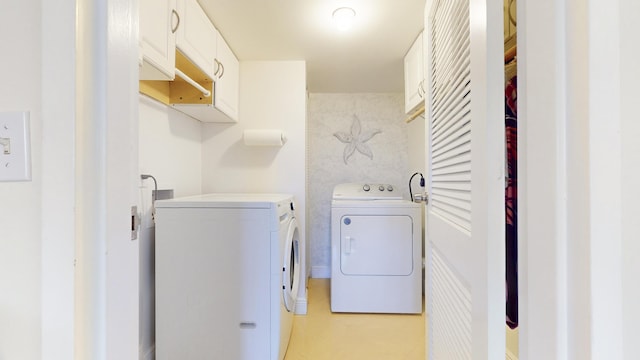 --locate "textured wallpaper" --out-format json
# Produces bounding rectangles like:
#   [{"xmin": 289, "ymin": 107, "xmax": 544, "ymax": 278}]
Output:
[{"xmin": 307, "ymin": 93, "xmax": 413, "ymax": 276}]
